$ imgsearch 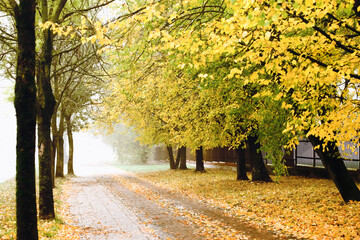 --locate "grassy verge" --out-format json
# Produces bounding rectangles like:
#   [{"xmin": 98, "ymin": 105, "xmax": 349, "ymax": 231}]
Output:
[
  {"xmin": 108, "ymin": 162, "xmax": 171, "ymax": 172},
  {"xmin": 0, "ymin": 178, "xmax": 77, "ymax": 239},
  {"xmin": 139, "ymin": 168, "xmax": 360, "ymax": 239}
]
